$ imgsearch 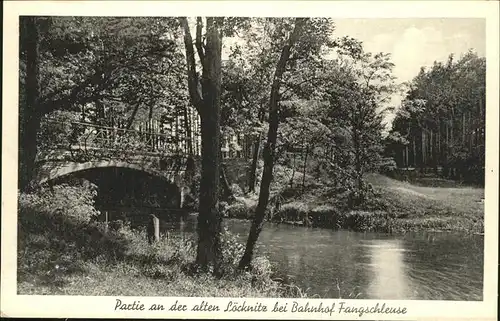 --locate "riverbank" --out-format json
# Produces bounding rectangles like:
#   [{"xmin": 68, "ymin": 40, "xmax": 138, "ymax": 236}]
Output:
[
  {"xmin": 17, "ymin": 187, "xmax": 304, "ymax": 297},
  {"xmin": 225, "ymin": 172, "xmax": 484, "ymax": 234},
  {"xmin": 364, "ymin": 173, "xmax": 484, "ymax": 233}
]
